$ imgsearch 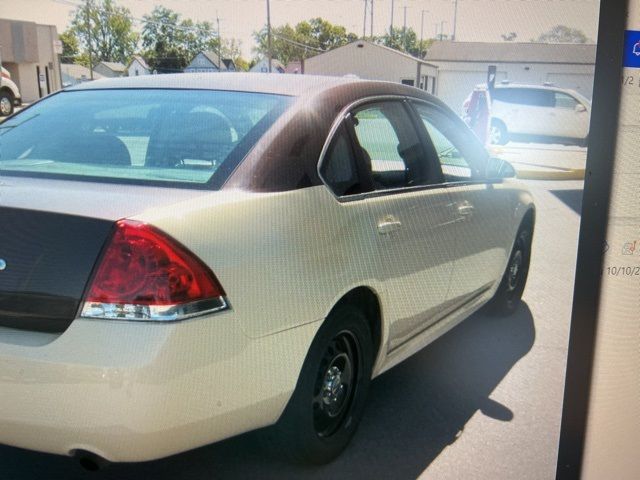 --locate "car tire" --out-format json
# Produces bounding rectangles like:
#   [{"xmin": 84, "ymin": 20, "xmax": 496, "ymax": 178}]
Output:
[
  {"xmin": 270, "ymin": 304, "xmax": 374, "ymax": 464},
  {"xmin": 486, "ymin": 224, "xmax": 532, "ymax": 316},
  {"xmin": 490, "ymin": 120, "xmax": 509, "ymax": 145},
  {"xmin": 0, "ymin": 91, "xmax": 14, "ymax": 117}
]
